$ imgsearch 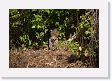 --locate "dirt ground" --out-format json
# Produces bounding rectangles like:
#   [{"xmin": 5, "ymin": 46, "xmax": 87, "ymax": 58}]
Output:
[{"xmin": 9, "ymin": 47, "xmax": 96, "ymax": 68}]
